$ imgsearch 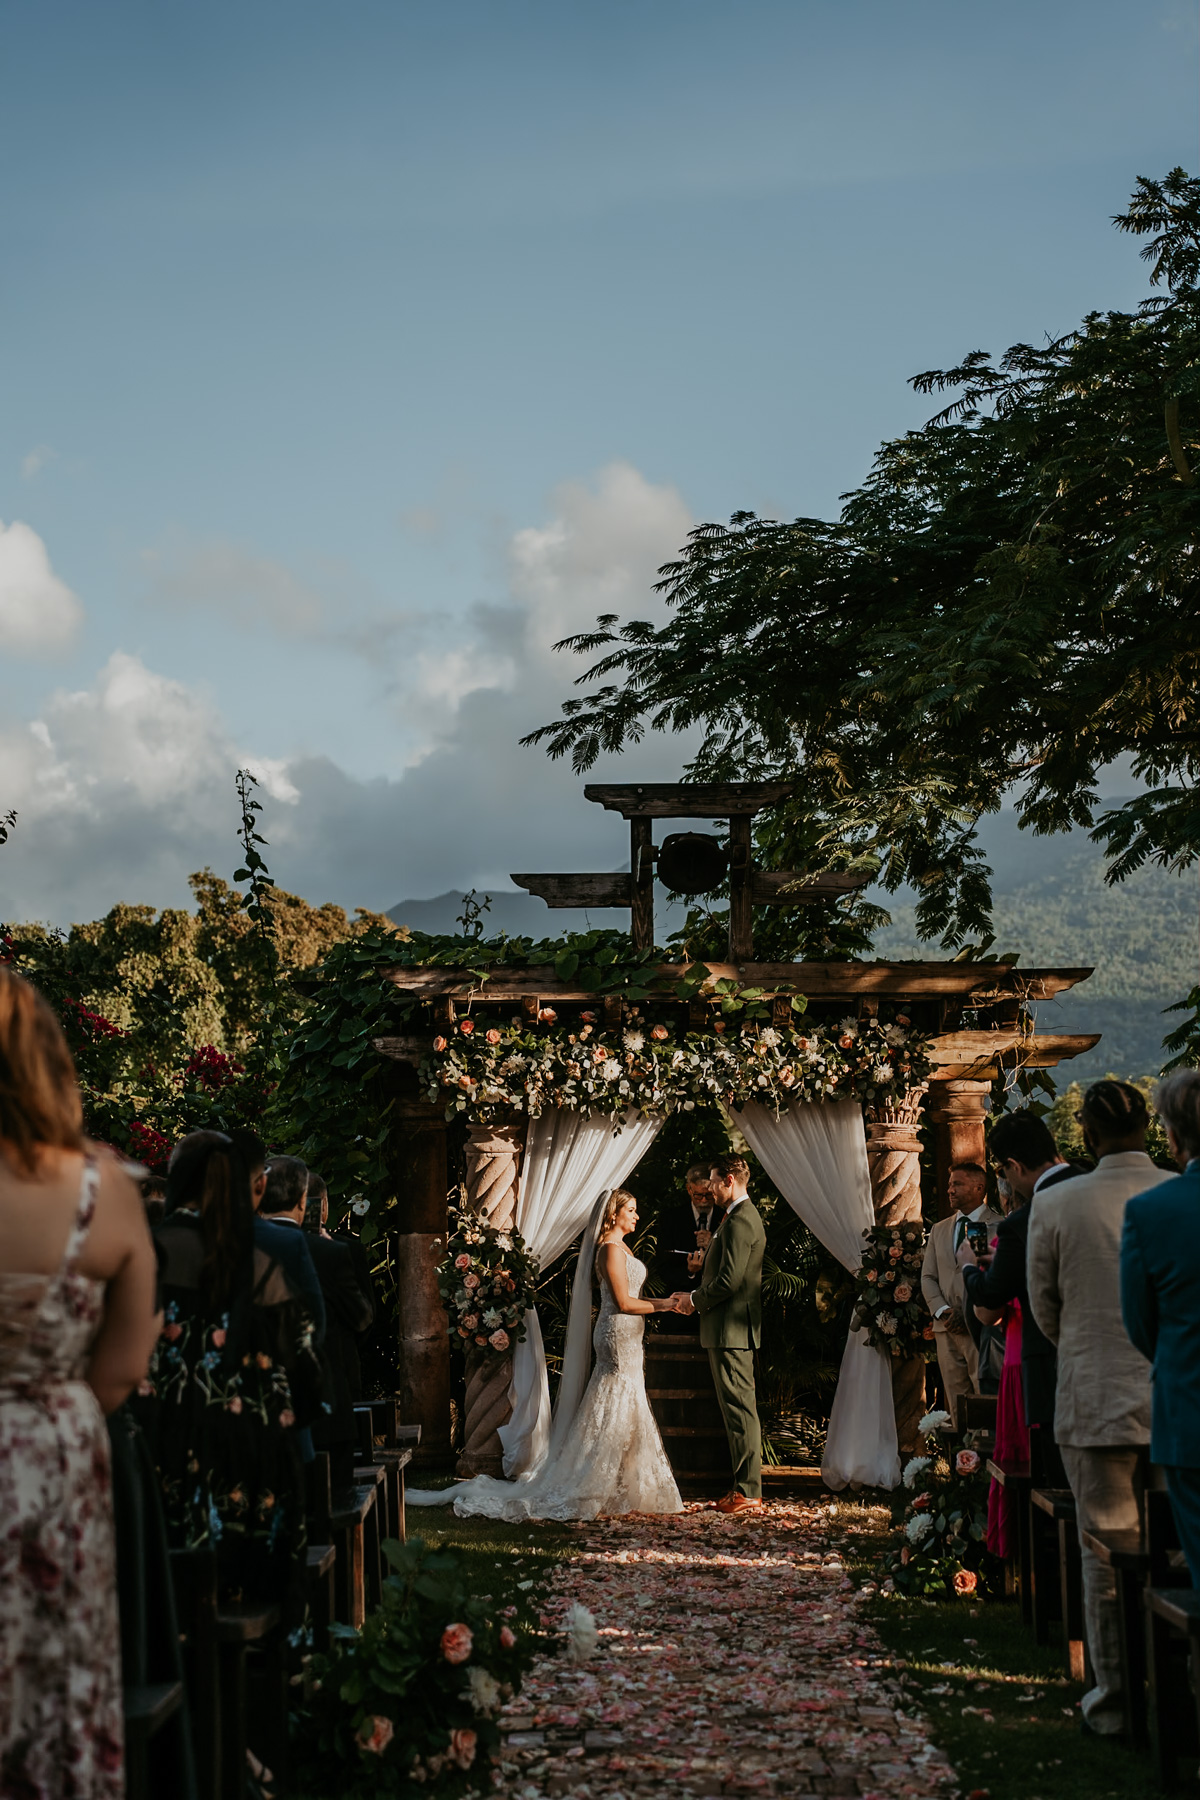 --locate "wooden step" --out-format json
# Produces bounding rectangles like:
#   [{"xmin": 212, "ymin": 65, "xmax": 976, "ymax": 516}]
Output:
[
  {"xmin": 647, "ymin": 1388, "xmax": 712, "ymax": 1400},
  {"xmin": 660, "ymin": 1425, "xmax": 731, "ymax": 1439}
]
